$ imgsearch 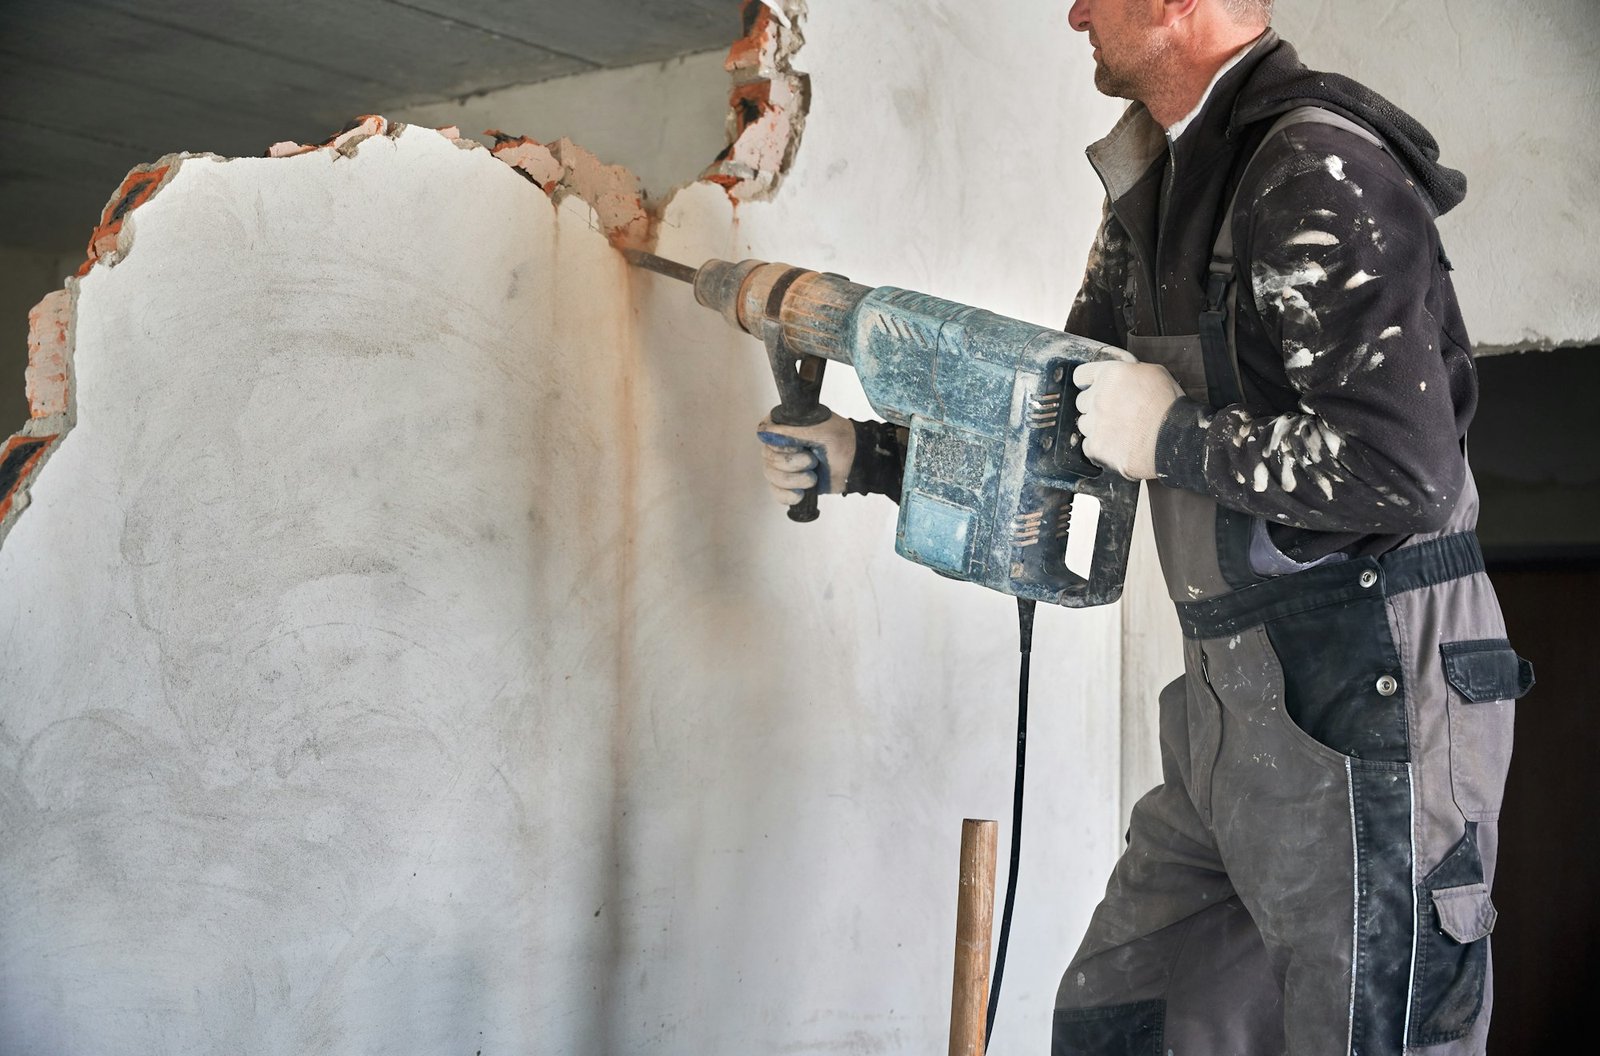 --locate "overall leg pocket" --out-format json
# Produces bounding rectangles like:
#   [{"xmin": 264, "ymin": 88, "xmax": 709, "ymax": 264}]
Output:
[
  {"xmin": 1410, "ymin": 825, "xmax": 1497, "ymax": 1046},
  {"xmin": 1440, "ymin": 639, "xmax": 1533, "ymax": 821}
]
